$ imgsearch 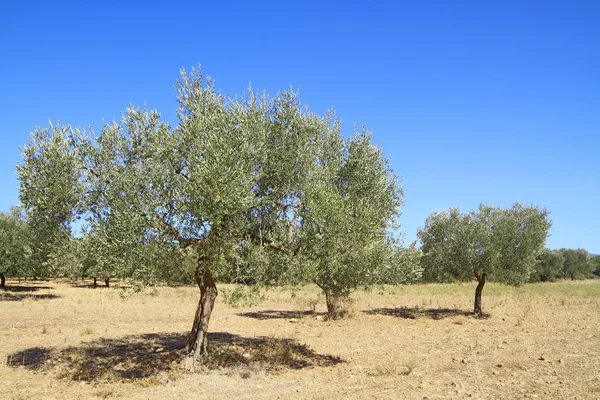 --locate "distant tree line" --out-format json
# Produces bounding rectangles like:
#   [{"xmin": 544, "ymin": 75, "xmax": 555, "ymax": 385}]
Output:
[{"xmin": 530, "ymin": 248, "xmax": 598, "ymax": 283}]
